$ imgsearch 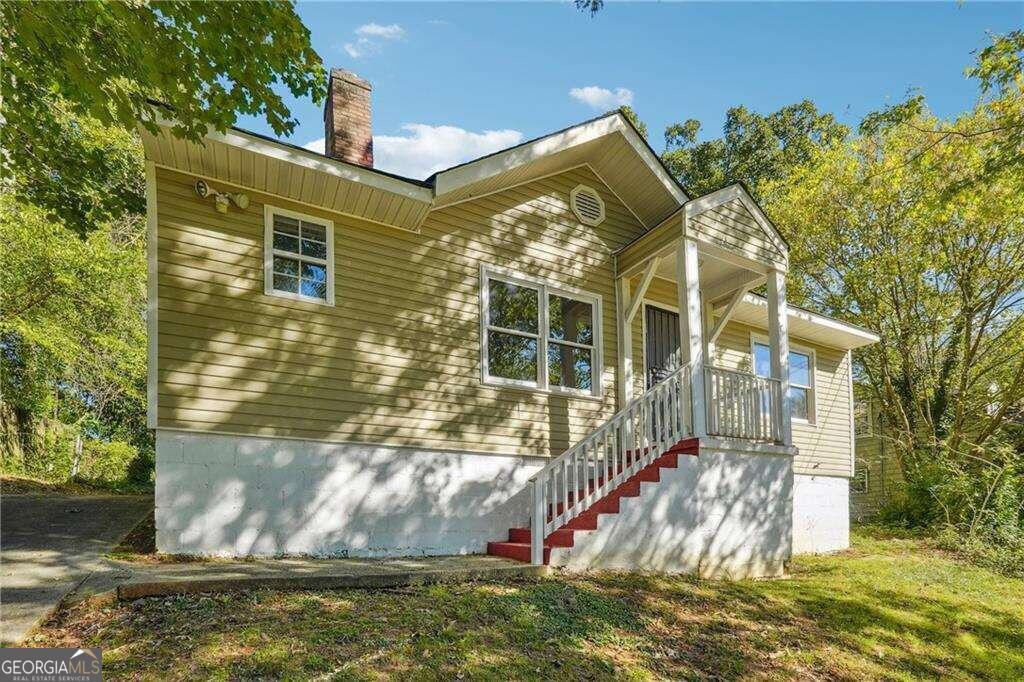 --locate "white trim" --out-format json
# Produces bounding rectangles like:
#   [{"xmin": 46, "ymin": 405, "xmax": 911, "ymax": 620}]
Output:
[
  {"xmin": 480, "ymin": 263, "xmax": 604, "ymax": 398},
  {"xmin": 847, "ymin": 350, "xmax": 856, "ymax": 477},
  {"xmin": 625, "ymin": 260, "xmax": 658, "ymax": 324},
  {"xmin": 263, "ymin": 205, "xmax": 336, "ymax": 306},
  {"xmin": 145, "ymin": 162, "xmax": 159, "ymax": 430},
  {"xmin": 569, "ymin": 184, "xmax": 606, "ymax": 226},
  {"xmin": 148, "ymin": 115, "xmax": 433, "ymax": 203},
  {"xmin": 752, "ymin": 333, "xmax": 816, "ymax": 425},
  {"xmin": 740, "ymin": 293, "xmax": 880, "ymax": 347},
  {"xmin": 434, "ymin": 113, "xmax": 687, "ymax": 204}
]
